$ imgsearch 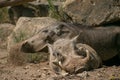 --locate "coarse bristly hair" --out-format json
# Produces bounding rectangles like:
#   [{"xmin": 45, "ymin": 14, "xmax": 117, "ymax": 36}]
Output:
[
  {"xmin": 22, "ymin": 22, "xmax": 120, "ymax": 61},
  {"xmin": 48, "ymin": 36, "xmax": 102, "ymax": 75}
]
